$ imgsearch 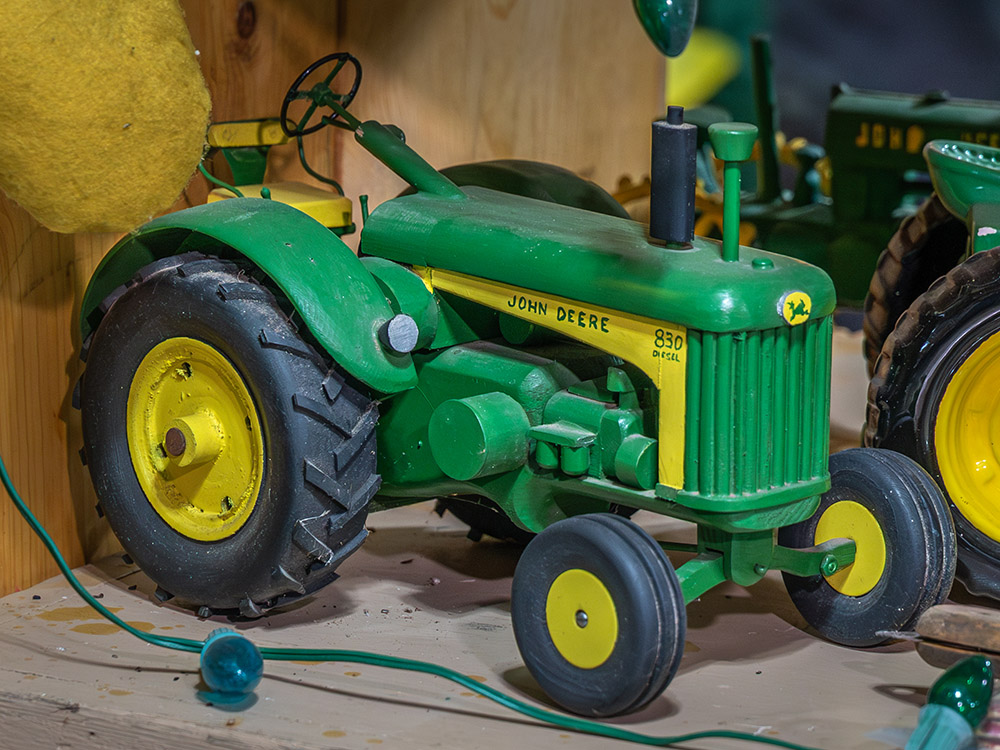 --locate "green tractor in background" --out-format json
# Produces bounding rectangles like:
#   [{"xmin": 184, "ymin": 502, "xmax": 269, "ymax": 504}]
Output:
[
  {"xmin": 865, "ymin": 138, "xmax": 1000, "ymax": 603},
  {"xmin": 75, "ymin": 47, "xmax": 958, "ymax": 718},
  {"xmin": 690, "ymin": 36, "xmax": 1000, "ymax": 308}
]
